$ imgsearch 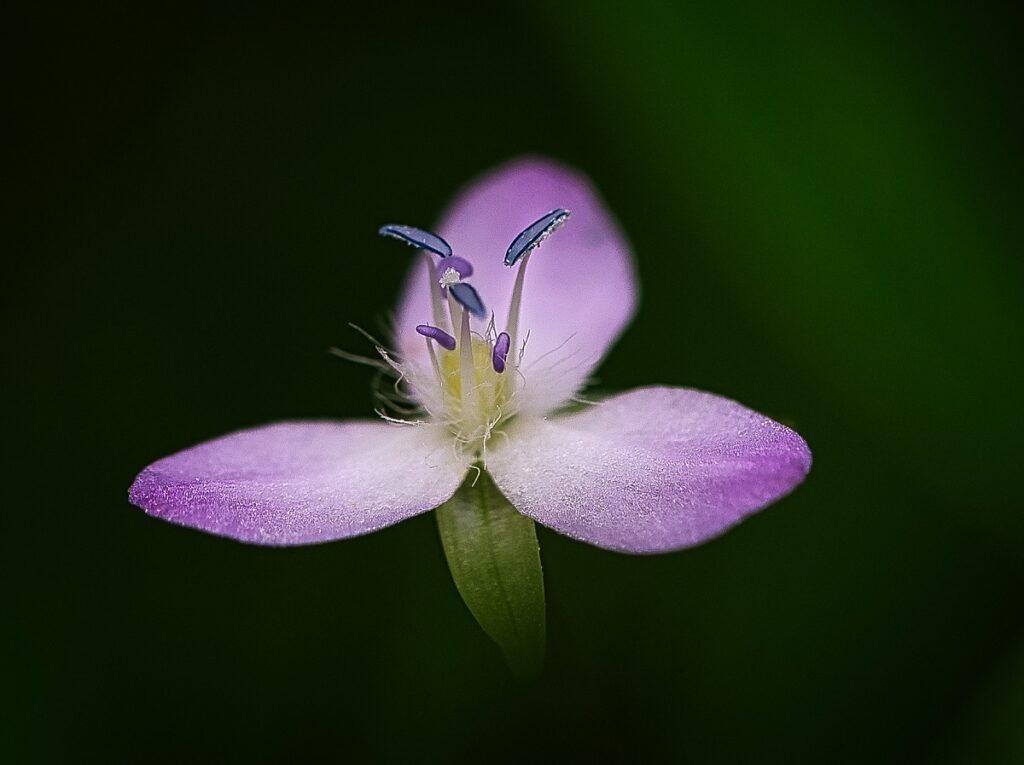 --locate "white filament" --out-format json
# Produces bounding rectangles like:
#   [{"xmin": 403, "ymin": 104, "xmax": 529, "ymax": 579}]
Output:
[
  {"xmin": 504, "ymin": 251, "xmax": 530, "ymax": 370},
  {"xmin": 458, "ymin": 307, "xmax": 477, "ymax": 419},
  {"xmin": 423, "ymin": 254, "xmax": 446, "ymax": 331}
]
